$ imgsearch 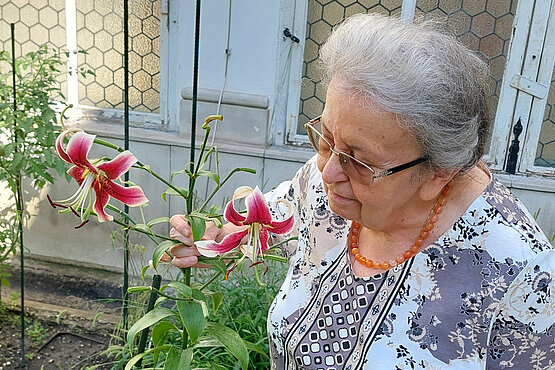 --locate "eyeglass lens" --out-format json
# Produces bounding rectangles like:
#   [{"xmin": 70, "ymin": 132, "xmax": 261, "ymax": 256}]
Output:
[{"xmin": 306, "ymin": 119, "xmax": 376, "ymax": 185}]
